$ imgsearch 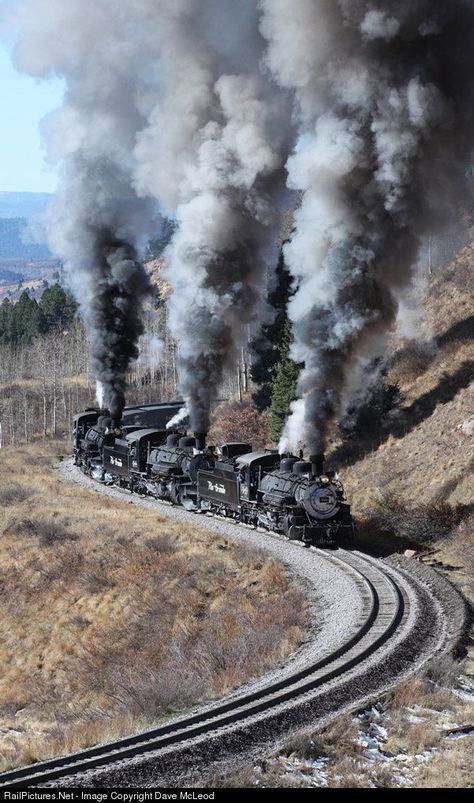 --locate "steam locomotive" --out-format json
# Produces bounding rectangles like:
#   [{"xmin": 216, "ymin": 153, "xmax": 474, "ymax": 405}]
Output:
[{"xmin": 72, "ymin": 404, "xmax": 355, "ymax": 546}]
